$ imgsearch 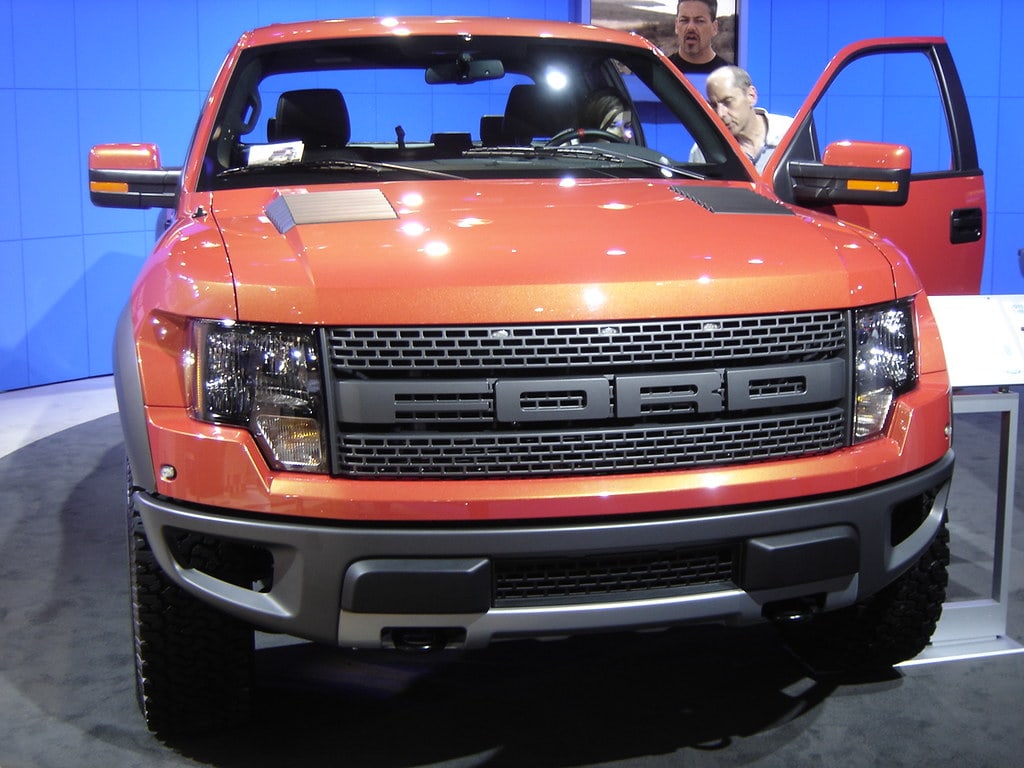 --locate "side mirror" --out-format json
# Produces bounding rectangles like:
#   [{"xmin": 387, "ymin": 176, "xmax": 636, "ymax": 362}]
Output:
[
  {"xmin": 88, "ymin": 143, "xmax": 180, "ymax": 209},
  {"xmin": 788, "ymin": 140, "xmax": 910, "ymax": 207}
]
